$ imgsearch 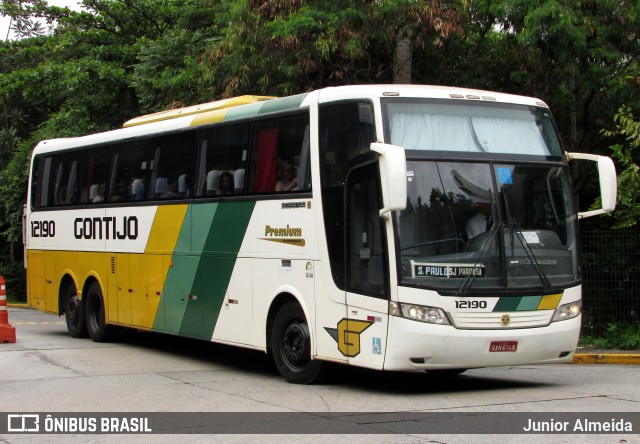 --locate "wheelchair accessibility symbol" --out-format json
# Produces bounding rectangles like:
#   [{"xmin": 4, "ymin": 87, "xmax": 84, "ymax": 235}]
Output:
[{"xmin": 372, "ymin": 337, "xmax": 382, "ymax": 355}]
